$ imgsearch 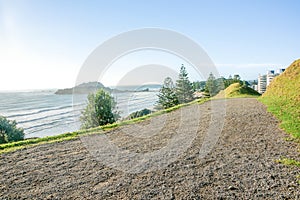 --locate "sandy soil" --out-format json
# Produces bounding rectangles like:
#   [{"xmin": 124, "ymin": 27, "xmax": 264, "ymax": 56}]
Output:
[{"xmin": 0, "ymin": 98, "xmax": 299, "ymax": 199}]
